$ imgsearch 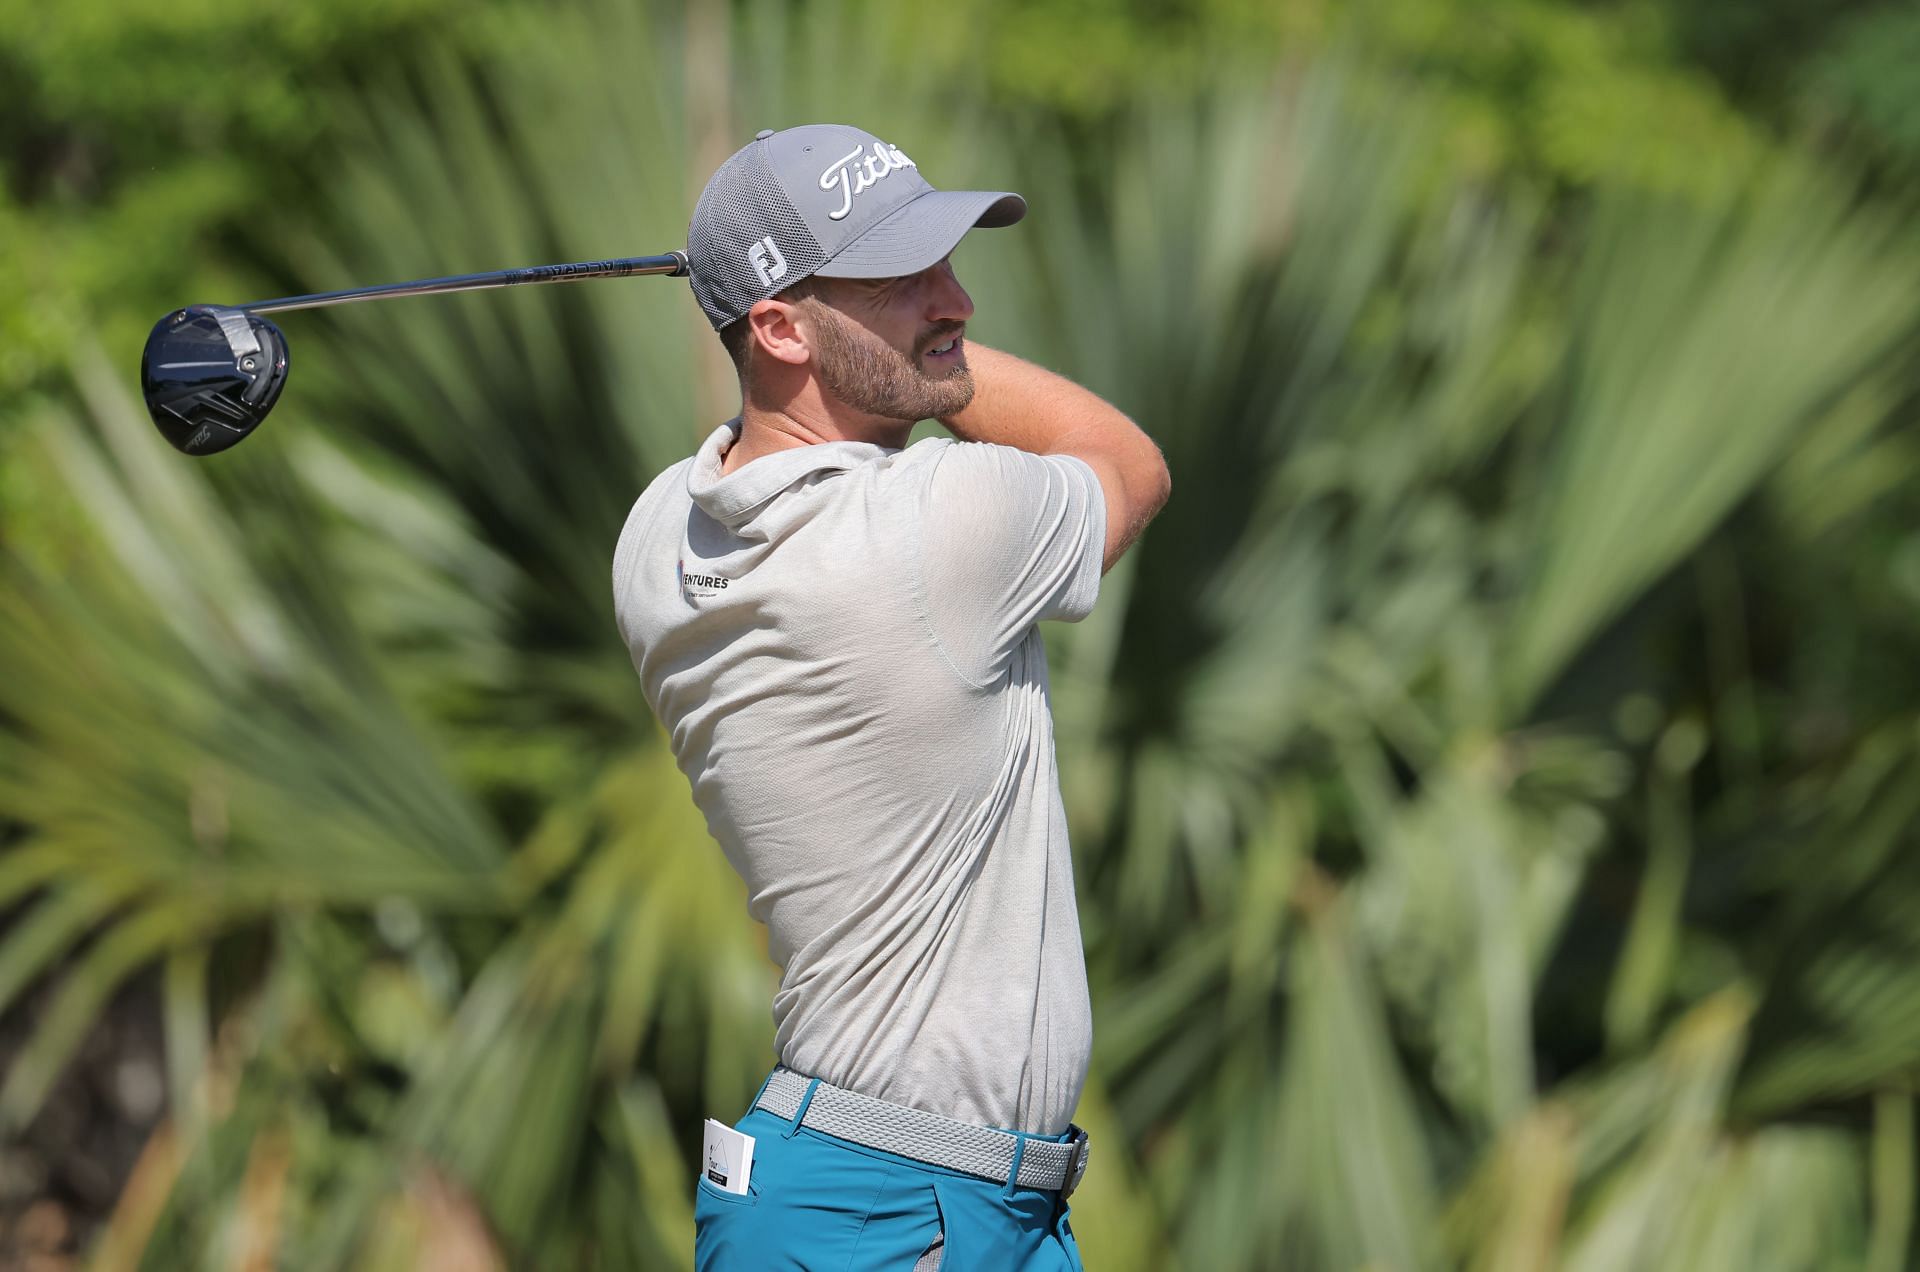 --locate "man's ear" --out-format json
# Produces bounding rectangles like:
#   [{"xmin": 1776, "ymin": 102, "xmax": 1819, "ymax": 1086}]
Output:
[{"xmin": 747, "ymin": 297, "xmax": 812, "ymax": 368}]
